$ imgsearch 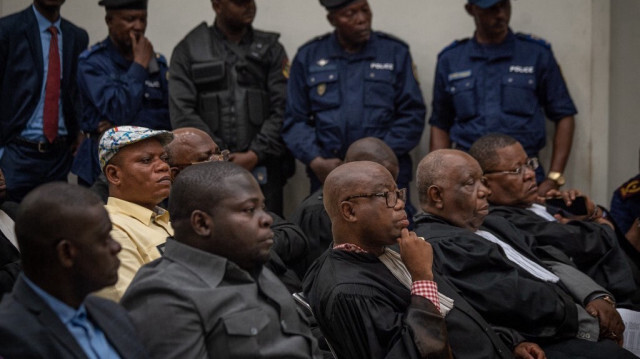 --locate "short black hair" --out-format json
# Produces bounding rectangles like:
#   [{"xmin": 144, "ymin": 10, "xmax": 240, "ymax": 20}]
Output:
[
  {"xmin": 16, "ymin": 183, "xmax": 103, "ymax": 271},
  {"xmin": 469, "ymin": 133, "xmax": 518, "ymax": 172},
  {"xmin": 169, "ymin": 161, "xmax": 247, "ymax": 223}
]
